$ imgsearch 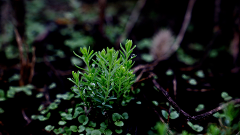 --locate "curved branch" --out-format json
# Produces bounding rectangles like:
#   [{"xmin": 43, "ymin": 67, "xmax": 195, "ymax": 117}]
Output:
[{"xmin": 152, "ymin": 77, "xmax": 240, "ymax": 121}]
